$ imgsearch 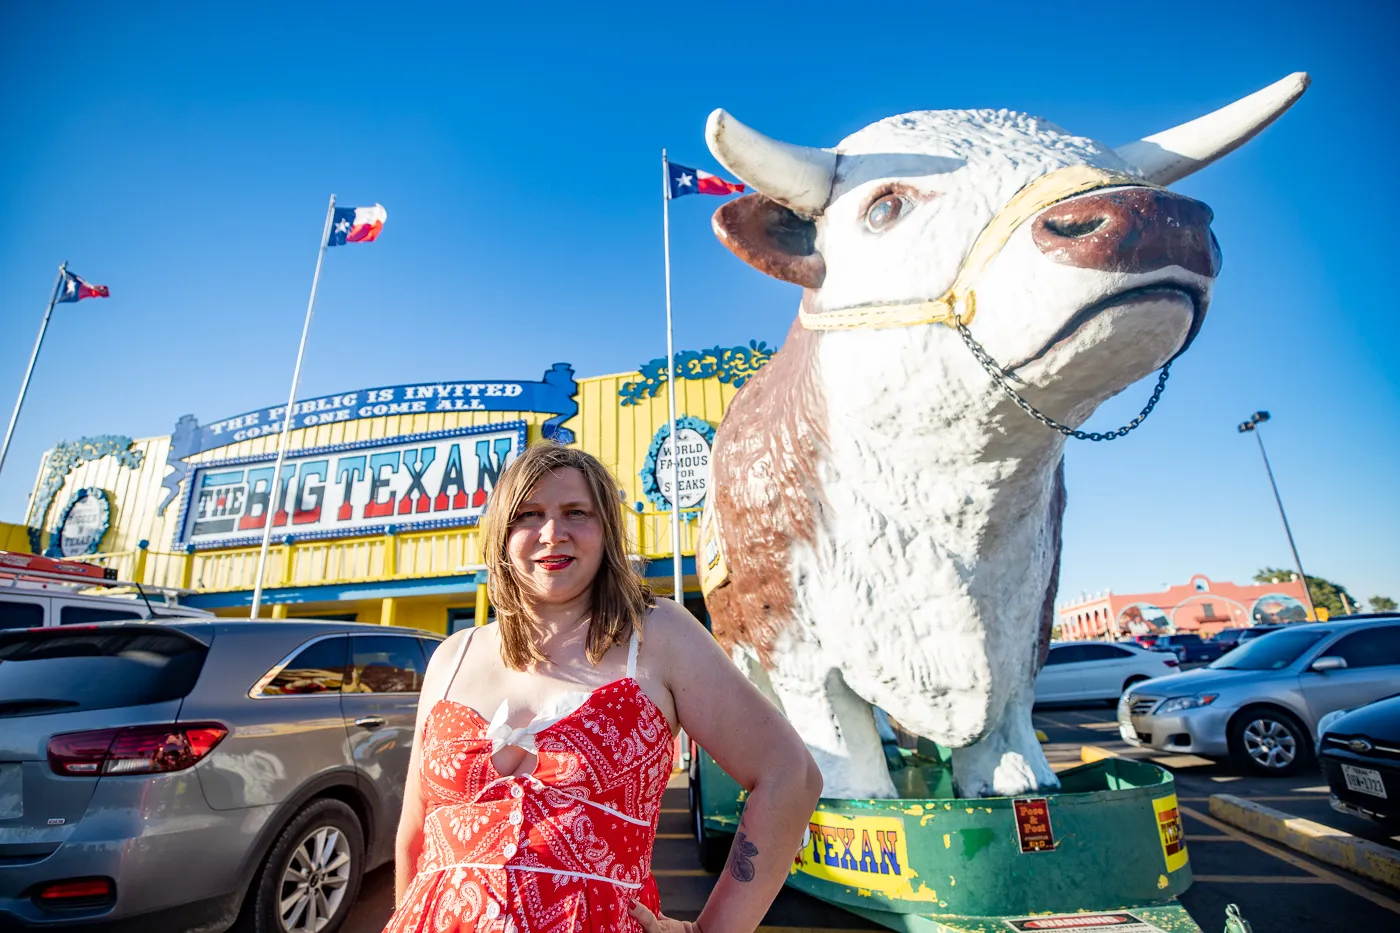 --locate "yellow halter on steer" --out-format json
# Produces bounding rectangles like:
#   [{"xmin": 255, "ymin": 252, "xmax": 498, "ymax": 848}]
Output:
[
  {"xmin": 794, "ymin": 163, "xmax": 1179, "ymax": 443},
  {"xmin": 797, "ymin": 164, "xmax": 1157, "ymax": 332}
]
